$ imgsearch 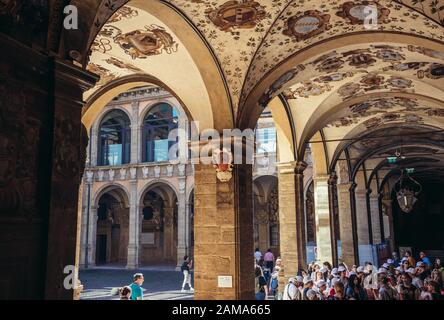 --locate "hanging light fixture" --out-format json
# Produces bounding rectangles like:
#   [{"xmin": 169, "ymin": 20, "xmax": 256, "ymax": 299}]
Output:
[{"xmin": 394, "ymin": 169, "xmax": 422, "ymax": 213}]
